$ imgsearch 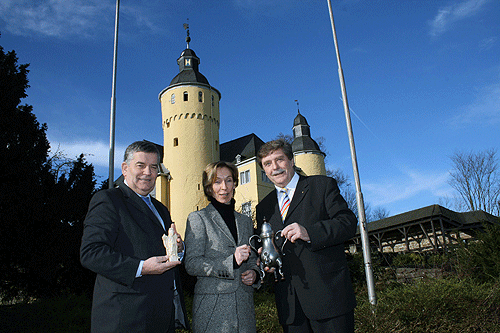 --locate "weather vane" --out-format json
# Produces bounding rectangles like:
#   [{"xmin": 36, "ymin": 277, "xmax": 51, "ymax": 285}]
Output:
[
  {"xmin": 295, "ymin": 99, "xmax": 300, "ymax": 114},
  {"xmin": 183, "ymin": 19, "xmax": 190, "ymax": 49}
]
